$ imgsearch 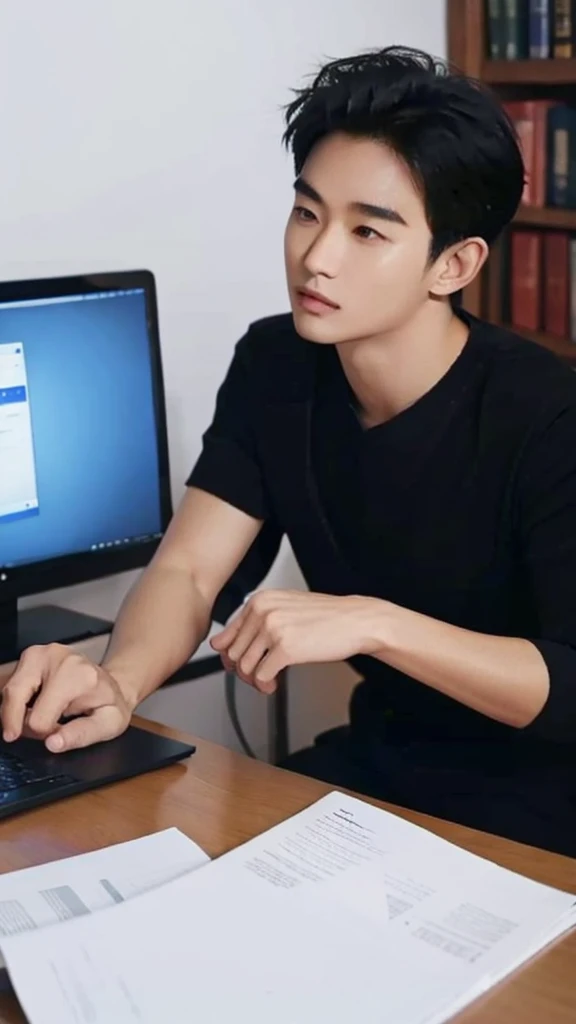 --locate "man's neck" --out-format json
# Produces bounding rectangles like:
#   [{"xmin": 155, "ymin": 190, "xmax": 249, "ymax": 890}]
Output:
[{"xmin": 335, "ymin": 303, "xmax": 470, "ymax": 429}]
